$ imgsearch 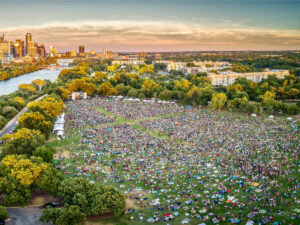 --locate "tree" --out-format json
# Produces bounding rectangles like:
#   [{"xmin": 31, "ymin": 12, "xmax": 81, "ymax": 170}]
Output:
[
  {"xmin": 0, "ymin": 115, "xmax": 7, "ymax": 129},
  {"xmin": 1, "ymin": 128, "xmax": 45, "ymax": 158},
  {"xmin": 41, "ymin": 205, "xmax": 86, "ymax": 225},
  {"xmin": 40, "ymin": 207, "xmax": 60, "ymax": 224},
  {"xmin": 49, "ymin": 177, "xmax": 125, "ymax": 222},
  {"xmin": 33, "ymin": 146, "xmax": 53, "ymax": 163},
  {"xmin": 1, "ymin": 154, "xmax": 48, "ymax": 186},
  {"xmin": 185, "ymin": 86, "xmax": 201, "ymax": 106},
  {"xmin": 37, "ymin": 166, "xmax": 63, "ymax": 196},
  {"xmin": 94, "ymin": 72, "xmax": 108, "ymax": 83},
  {"xmin": 245, "ymin": 102, "xmax": 262, "ymax": 114},
  {"xmin": 138, "ymin": 92, "xmax": 146, "ymax": 99},
  {"xmin": 260, "ymin": 91, "xmax": 276, "ymax": 110},
  {"xmin": 142, "ymin": 80, "xmax": 160, "ymax": 97},
  {"xmin": 1, "ymin": 106, "xmax": 18, "ymax": 119},
  {"xmin": 28, "ymin": 97, "xmax": 64, "ymax": 119},
  {"xmin": 58, "ymin": 87, "xmax": 70, "ymax": 100},
  {"xmin": 32, "ymin": 79, "xmax": 45, "ymax": 90},
  {"xmin": 127, "ymin": 89, "xmax": 138, "ymax": 98},
  {"xmin": 0, "ymin": 175, "xmax": 32, "ymax": 206},
  {"xmin": 98, "ymin": 82, "xmax": 117, "ymax": 96},
  {"xmin": 158, "ymin": 91, "xmax": 173, "ymax": 101},
  {"xmin": 13, "ymin": 96, "xmax": 25, "ymax": 108},
  {"xmin": 138, "ymin": 64, "xmax": 154, "ymax": 75},
  {"xmin": 18, "ymin": 112, "xmax": 52, "ymax": 137},
  {"xmin": 18, "ymin": 84, "xmax": 36, "ymax": 92},
  {"xmin": 174, "ymin": 79, "xmax": 191, "ymax": 92},
  {"xmin": 0, "ymin": 206, "xmax": 8, "ymax": 221},
  {"xmin": 116, "ymin": 84, "xmax": 132, "ymax": 96},
  {"xmin": 211, "ymin": 93, "xmax": 227, "ymax": 112},
  {"xmin": 0, "ymin": 155, "xmax": 62, "ymax": 206}
]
